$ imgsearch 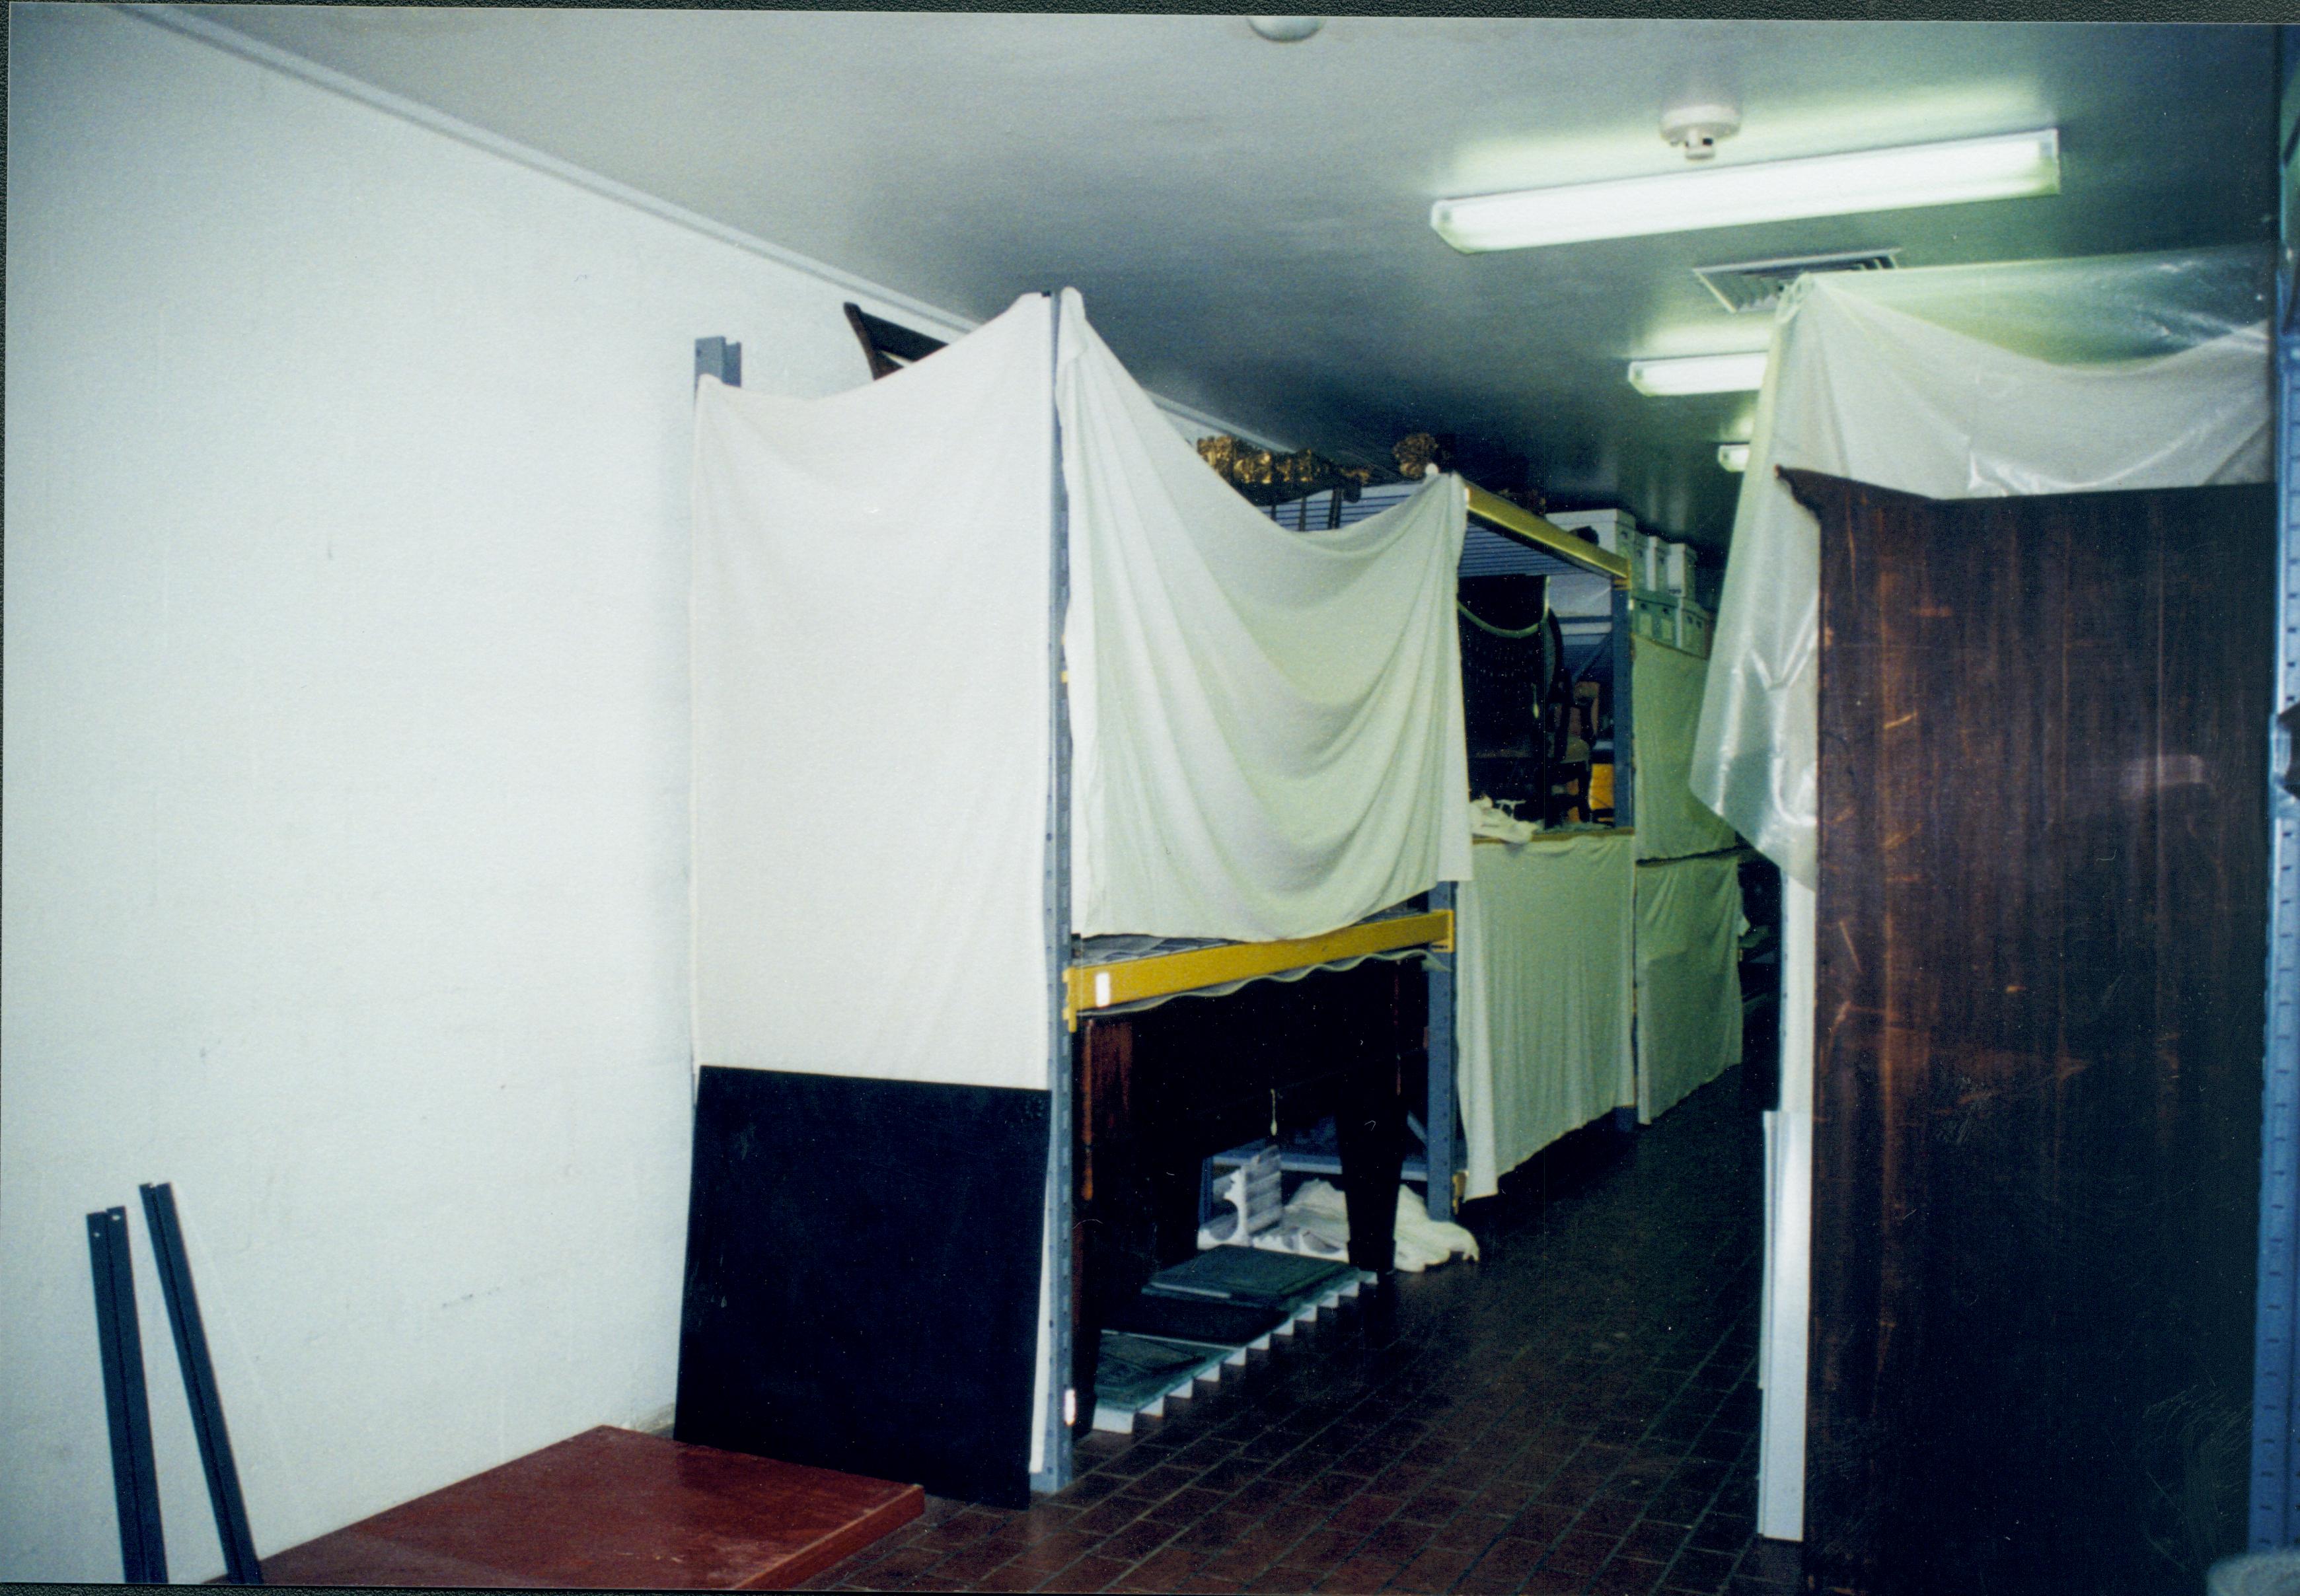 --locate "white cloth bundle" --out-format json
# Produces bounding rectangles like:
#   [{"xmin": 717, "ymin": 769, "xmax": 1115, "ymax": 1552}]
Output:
[{"xmin": 1281, "ymin": 1179, "xmax": 1481, "ymax": 1273}]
